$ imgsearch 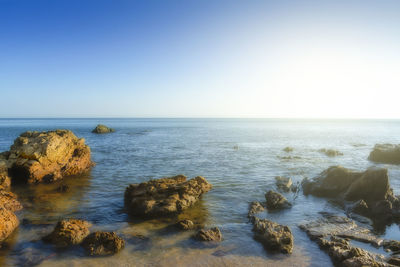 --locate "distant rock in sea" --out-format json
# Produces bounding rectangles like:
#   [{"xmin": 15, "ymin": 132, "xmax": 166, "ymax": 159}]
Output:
[
  {"xmin": 369, "ymin": 144, "xmax": 400, "ymax": 164},
  {"xmin": 124, "ymin": 175, "xmax": 212, "ymax": 217},
  {"xmin": 318, "ymin": 148, "xmax": 343, "ymax": 157},
  {"xmin": 283, "ymin": 147, "xmax": 294, "ymax": 152},
  {"xmin": 92, "ymin": 124, "xmax": 115, "ymax": 134},
  {"xmin": 2, "ymin": 130, "xmax": 93, "ymax": 184}
]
